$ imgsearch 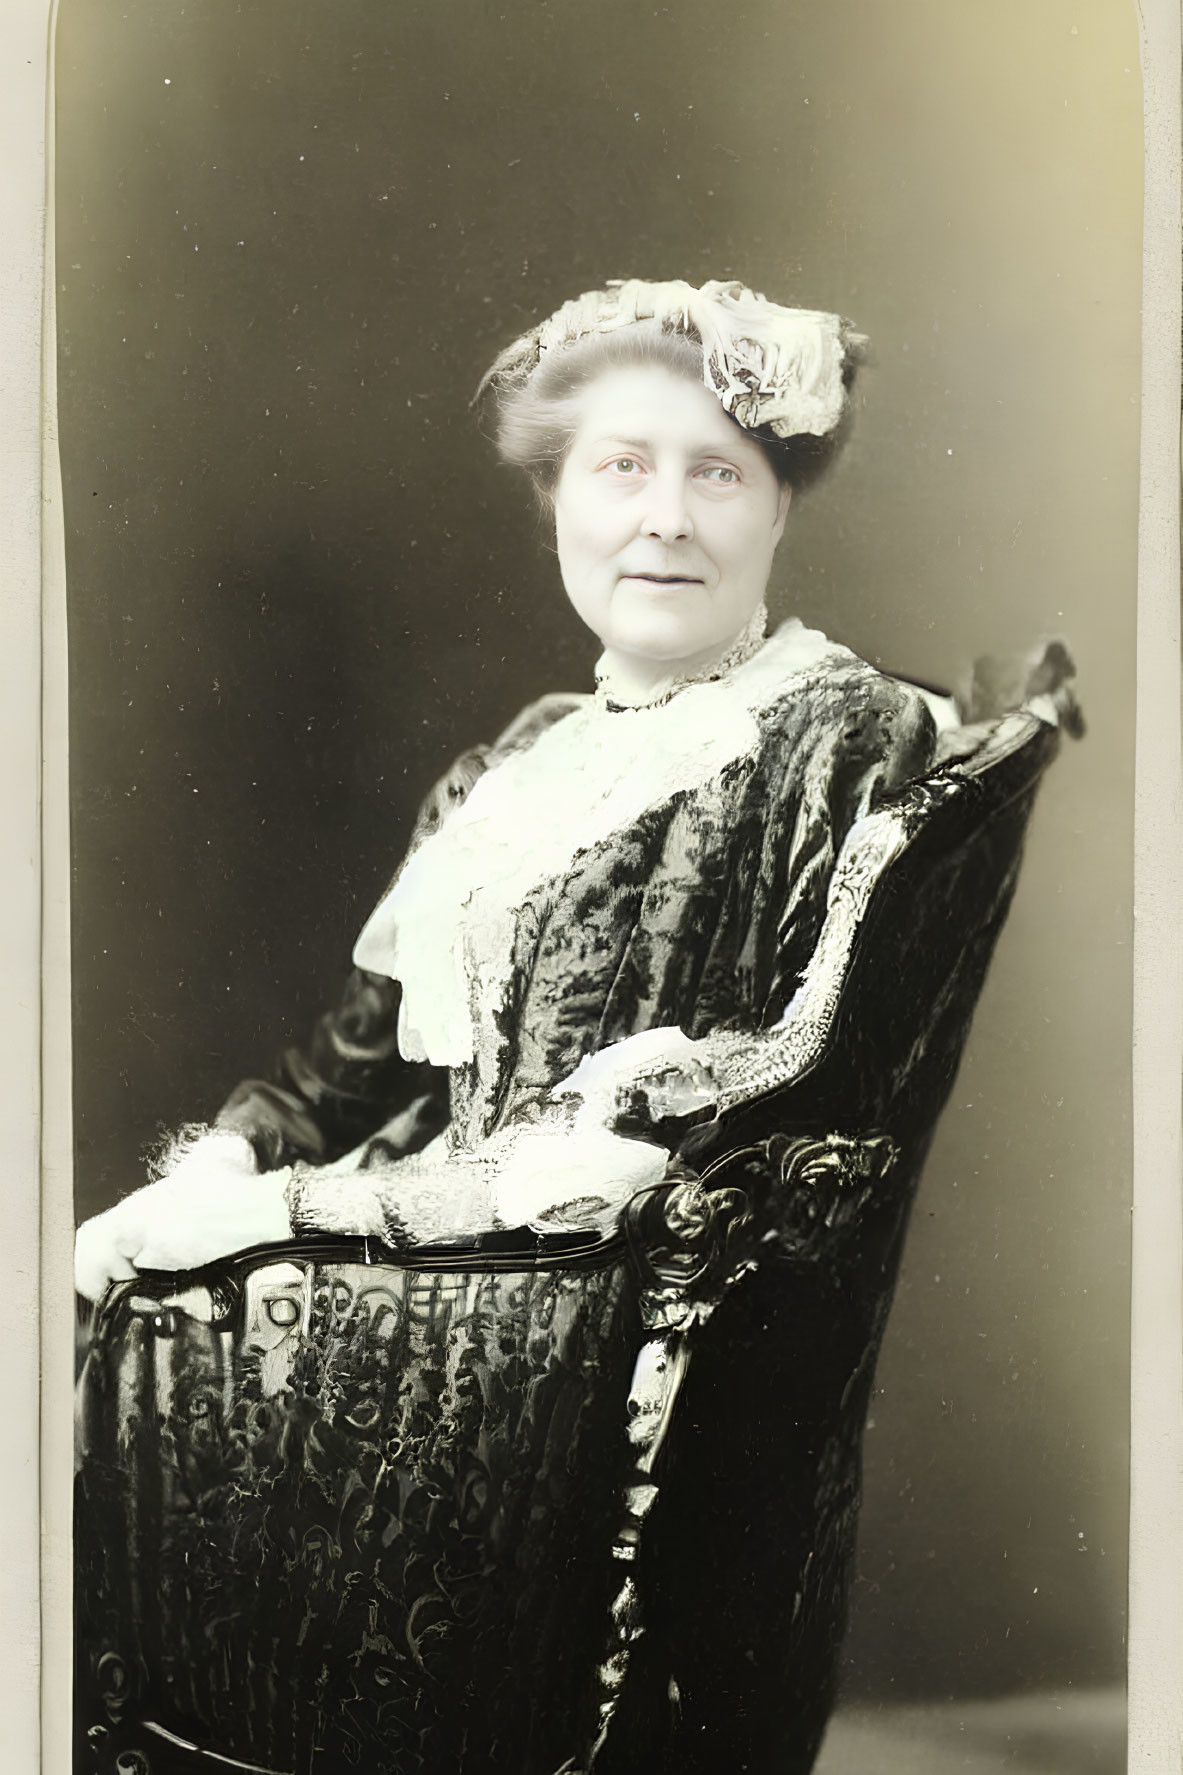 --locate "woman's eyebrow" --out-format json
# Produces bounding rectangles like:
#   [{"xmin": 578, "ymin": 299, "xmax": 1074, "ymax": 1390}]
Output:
[{"xmin": 590, "ymin": 434, "xmax": 742, "ymax": 458}]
